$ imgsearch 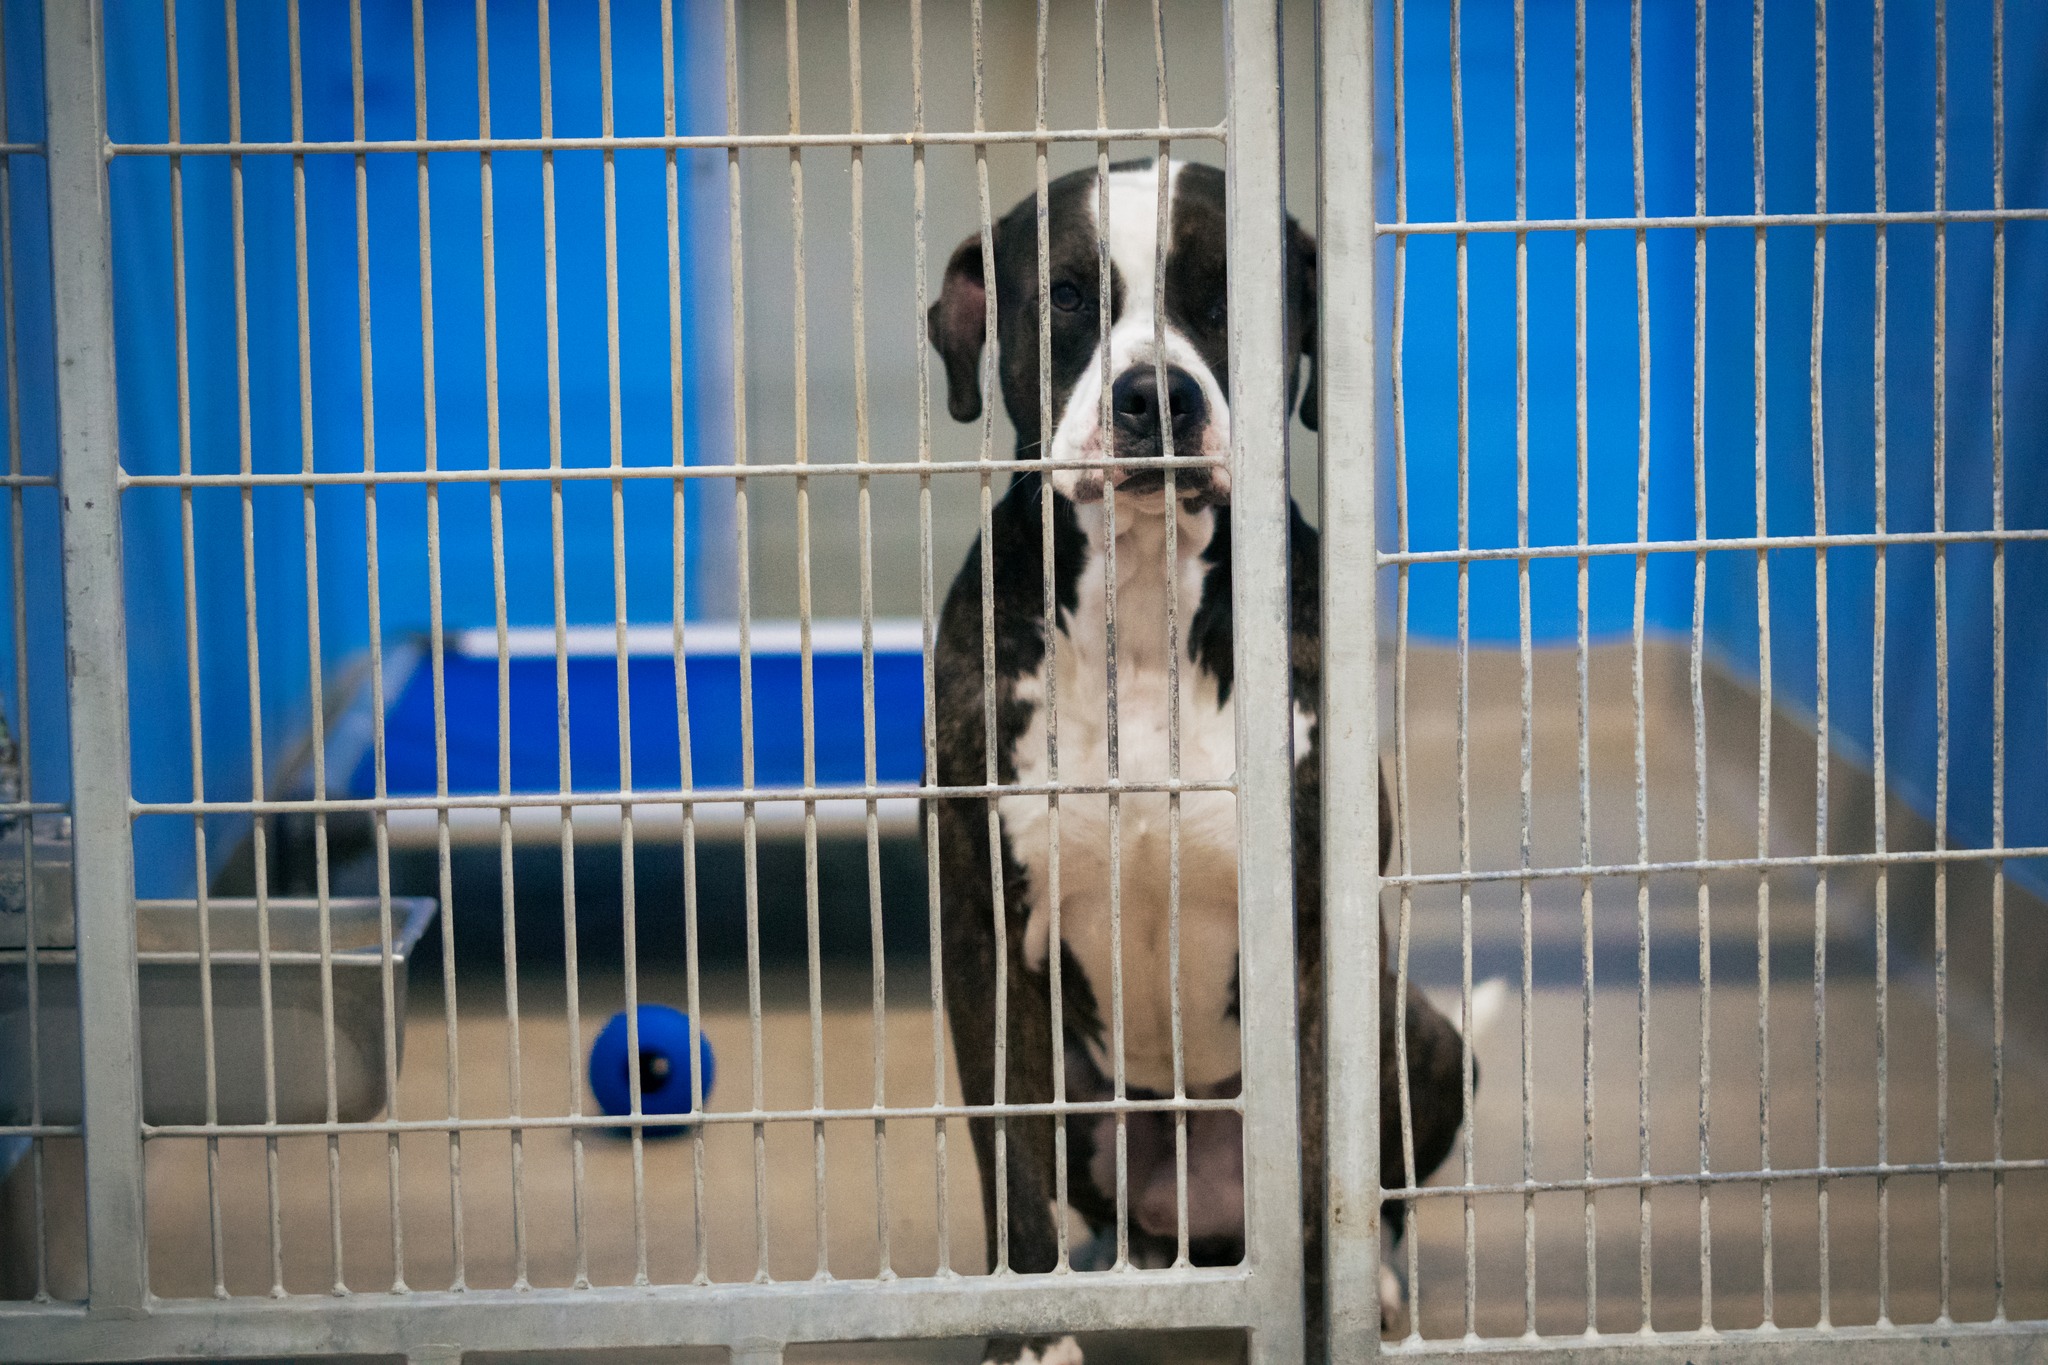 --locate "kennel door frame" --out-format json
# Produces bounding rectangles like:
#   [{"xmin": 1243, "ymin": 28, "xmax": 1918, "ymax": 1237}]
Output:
[
  {"xmin": 2, "ymin": 0, "xmax": 1313, "ymax": 1360},
  {"xmin": 1315, "ymin": 0, "xmax": 2048, "ymax": 1361},
  {"xmin": 1312, "ymin": 0, "xmax": 1385, "ymax": 1356}
]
